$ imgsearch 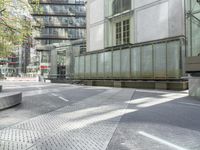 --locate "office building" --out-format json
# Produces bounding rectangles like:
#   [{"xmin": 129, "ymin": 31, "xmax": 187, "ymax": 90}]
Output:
[{"xmin": 31, "ymin": 0, "xmax": 86, "ymax": 76}]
